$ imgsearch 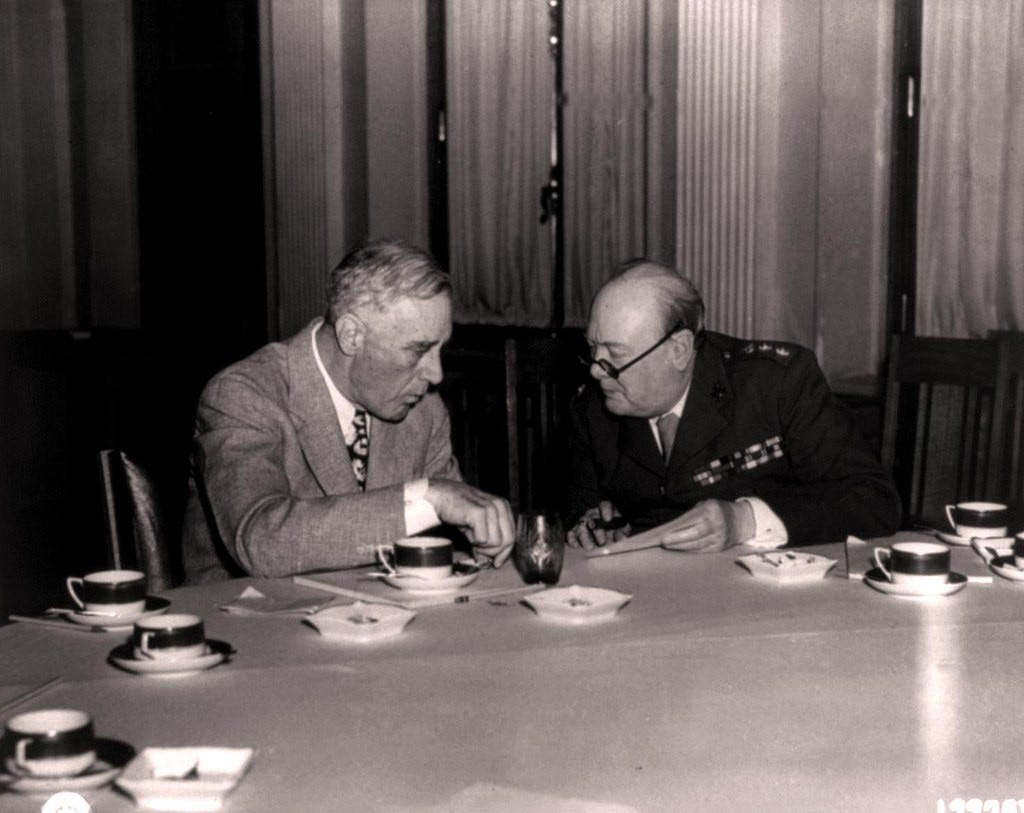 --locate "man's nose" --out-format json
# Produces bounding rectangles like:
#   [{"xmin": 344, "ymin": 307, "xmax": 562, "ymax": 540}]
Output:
[{"xmin": 420, "ymin": 347, "xmax": 443, "ymax": 385}]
